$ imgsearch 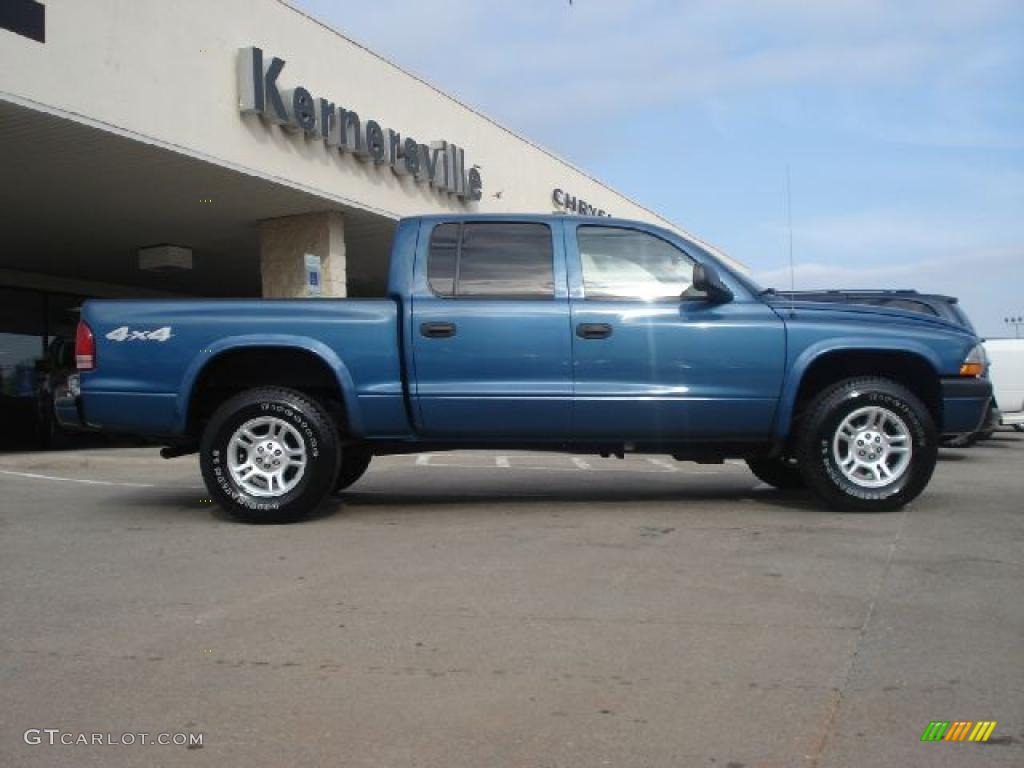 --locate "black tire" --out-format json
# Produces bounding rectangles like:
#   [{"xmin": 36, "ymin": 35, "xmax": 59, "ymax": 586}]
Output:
[
  {"xmin": 1015, "ymin": 425, "xmax": 1024, "ymax": 434},
  {"xmin": 333, "ymin": 446, "xmax": 373, "ymax": 493},
  {"xmin": 795, "ymin": 377, "xmax": 937, "ymax": 512},
  {"xmin": 199, "ymin": 387, "xmax": 340, "ymax": 524},
  {"xmin": 746, "ymin": 457, "xmax": 805, "ymax": 489}
]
